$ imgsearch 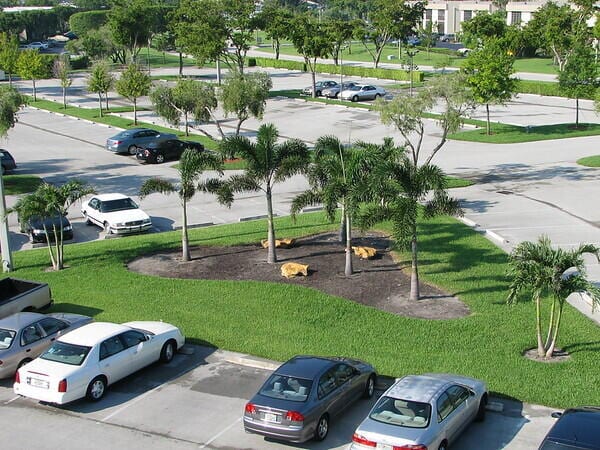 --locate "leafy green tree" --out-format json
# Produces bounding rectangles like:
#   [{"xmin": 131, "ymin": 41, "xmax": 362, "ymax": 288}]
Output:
[
  {"xmin": 68, "ymin": 10, "xmax": 108, "ymax": 37},
  {"xmin": 87, "ymin": 60, "xmax": 114, "ymax": 116},
  {"xmin": 288, "ymin": 14, "xmax": 332, "ymax": 98},
  {"xmin": 16, "ymin": 49, "xmax": 46, "ymax": 101},
  {"xmin": 508, "ymin": 236, "xmax": 600, "ymax": 359},
  {"xmin": 53, "ymin": 56, "xmax": 72, "ymax": 109},
  {"xmin": 324, "ymin": 18, "xmax": 354, "ymax": 65},
  {"xmin": 419, "ymin": 21, "xmax": 438, "ymax": 58},
  {"xmin": 460, "ymin": 11, "xmax": 507, "ymax": 49},
  {"xmin": 462, "ymin": 39, "xmax": 517, "ymax": 135},
  {"xmin": 219, "ymin": 123, "xmax": 310, "ymax": 263},
  {"xmin": 257, "ymin": 1, "xmax": 293, "ymax": 60},
  {"xmin": 559, "ymin": 43, "xmax": 597, "ymax": 128},
  {"xmin": 115, "ymin": 64, "xmax": 151, "ymax": 125},
  {"xmin": 9, "ymin": 180, "xmax": 96, "ymax": 270},
  {"xmin": 76, "ymin": 26, "xmax": 117, "ymax": 61},
  {"xmin": 108, "ymin": 0, "xmax": 158, "ymax": 63},
  {"xmin": 151, "ymin": 31, "xmax": 173, "ymax": 64},
  {"xmin": 220, "ymin": 71, "xmax": 272, "ymax": 136},
  {"xmin": 140, "ymin": 149, "xmax": 225, "ymax": 262},
  {"xmin": 0, "ymin": 32, "xmax": 19, "ymax": 86}
]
